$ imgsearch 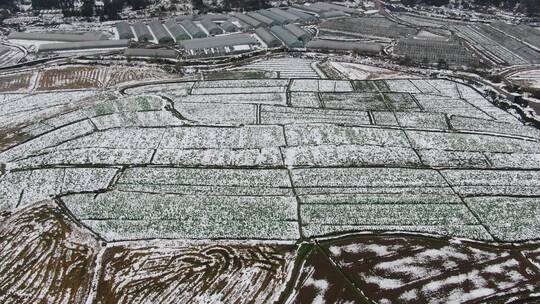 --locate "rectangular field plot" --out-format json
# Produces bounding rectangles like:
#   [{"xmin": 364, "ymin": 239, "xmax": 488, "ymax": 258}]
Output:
[
  {"xmin": 0, "ymin": 90, "xmax": 97, "ymax": 130},
  {"xmin": 285, "ymin": 124, "xmax": 411, "ymax": 147},
  {"xmin": 423, "ymin": 79, "xmax": 460, "ymax": 97},
  {"xmin": 179, "ymin": 92, "xmax": 287, "ymax": 105},
  {"xmin": 372, "ymin": 111, "xmax": 398, "ymax": 126},
  {"xmin": 413, "ymin": 95, "xmax": 493, "ymax": 120},
  {"xmin": 374, "ymin": 111, "xmax": 449, "ymax": 129},
  {"xmin": 8, "ymin": 148, "xmax": 154, "ymax": 170},
  {"xmin": 384, "ymin": 79, "xmax": 421, "ymax": 93},
  {"xmin": 36, "ymin": 66, "xmax": 103, "ymax": 90},
  {"xmin": 60, "ymin": 128, "xmax": 165, "ymax": 150},
  {"xmin": 116, "ymin": 167, "xmax": 293, "ymax": 196},
  {"xmin": 283, "ymin": 145, "xmax": 420, "ymax": 167},
  {"xmin": 418, "ymin": 149, "xmax": 490, "ymax": 168},
  {"xmin": 456, "ymin": 84, "xmax": 520, "ymax": 123},
  {"xmin": 396, "ymin": 112, "xmax": 448, "ymax": 129},
  {"xmin": 0, "ymin": 119, "xmax": 96, "ymax": 163},
  {"xmin": 59, "ymin": 126, "xmax": 285, "ymax": 151},
  {"xmin": 89, "ymin": 95, "xmax": 164, "ymax": 114},
  {"xmin": 407, "ymin": 130, "xmax": 540, "ymax": 154},
  {"xmin": 0, "ymin": 72, "xmax": 34, "ymax": 92},
  {"xmin": 240, "ymin": 57, "xmax": 319, "ymax": 78},
  {"xmin": 442, "ymin": 169, "xmax": 540, "ymax": 196},
  {"xmin": 292, "ymin": 167, "xmax": 451, "ymax": 195},
  {"xmin": 176, "ymin": 103, "xmax": 257, "ymax": 125},
  {"xmin": 486, "ymin": 152, "xmax": 540, "ymax": 169},
  {"xmin": 351, "ymin": 80, "xmax": 379, "ymax": 92},
  {"xmin": 91, "ymin": 111, "xmax": 182, "ymax": 129},
  {"xmin": 191, "ymin": 86, "xmax": 287, "ymax": 95},
  {"xmin": 124, "ymin": 82, "xmax": 194, "ymax": 98},
  {"xmin": 190, "ymin": 78, "xmax": 288, "ymax": 95},
  {"xmin": 301, "ymin": 204, "xmax": 488, "ymax": 239},
  {"xmin": 62, "ymin": 191, "xmax": 299, "ymax": 240},
  {"xmin": 383, "ymin": 93, "xmax": 421, "ymax": 111},
  {"xmin": 290, "ymin": 79, "xmax": 353, "ymax": 92},
  {"xmin": 260, "ymin": 106, "xmax": 370, "ymax": 125},
  {"xmin": 321, "ymin": 92, "xmax": 387, "ymax": 110},
  {"xmin": 0, "ymin": 167, "xmax": 117, "ymax": 209},
  {"xmin": 466, "ymin": 197, "xmax": 540, "ymax": 241},
  {"xmin": 103, "ymin": 67, "xmax": 172, "ymax": 87},
  {"xmin": 289, "ymin": 92, "xmax": 321, "ymax": 108},
  {"xmin": 160, "ymin": 126, "xmax": 285, "ymax": 149},
  {"xmin": 301, "ymin": 192, "xmax": 461, "ymax": 205},
  {"xmin": 409, "ymin": 79, "xmax": 442, "ymax": 95},
  {"xmin": 302, "ymin": 204, "xmax": 477, "ymax": 226},
  {"xmin": 304, "ymin": 224, "xmax": 492, "ymax": 240},
  {"xmin": 194, "ymin": 79, "xmax": 289, "ymax": 88},
  {"xmin": 450, "ymin": 116, "xmax": 540, "ymax": 139},
  {"xmin": 152, "ymin": 147, "xmax": 283, "ymax": 167}
]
